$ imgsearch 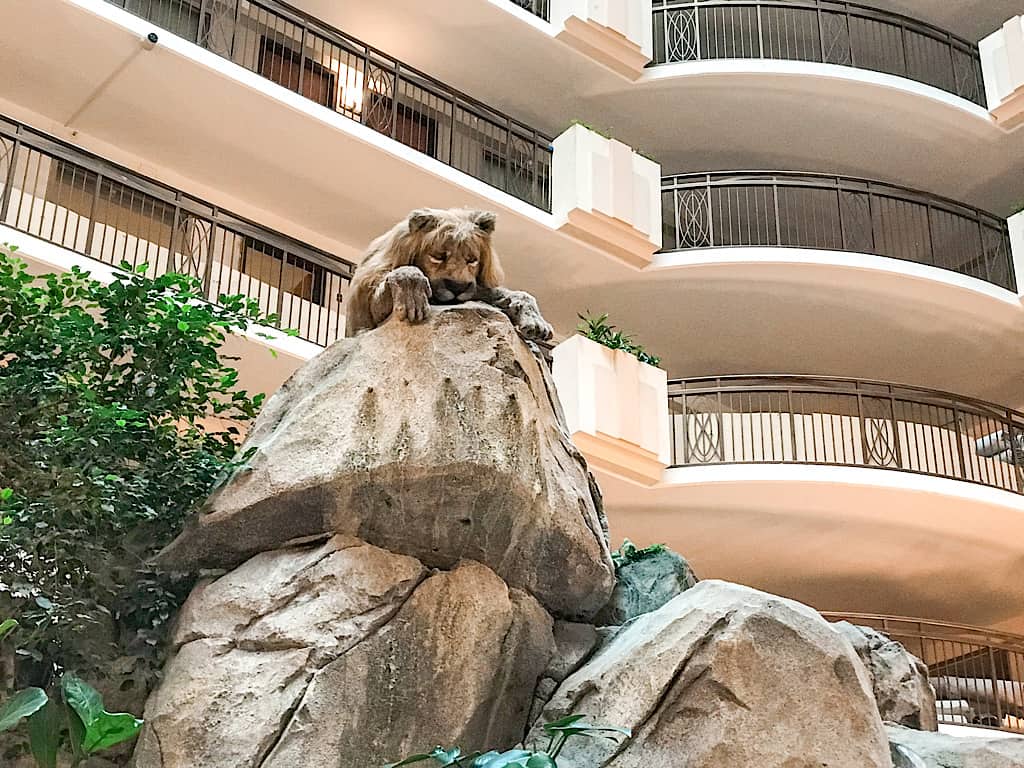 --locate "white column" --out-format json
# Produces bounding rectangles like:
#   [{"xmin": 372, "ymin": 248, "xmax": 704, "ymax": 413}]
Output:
[
  {"xmin": 552, "ymin": 335, "xmax": 669, "ymax": 486},
  {"xmin": 980, "ymin": 16, "xmax": 1024, "ymax": 130},
  {"xmin": 549, "ymin": 0, "xmax": 653, "ymax": 80},
  {"xmin": 551, "ymin": 123, "xmax": 661, "ymax": 268},
  {"xmin": 1008, "ymin": 211, "xmax": 1024, "ymax": 300}
]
